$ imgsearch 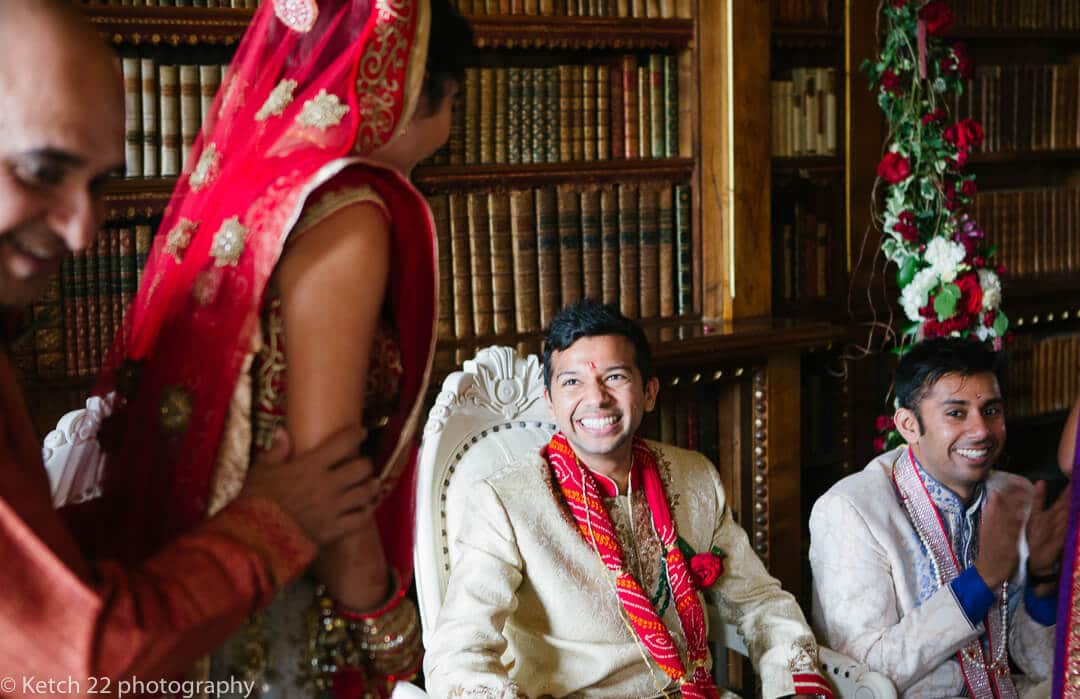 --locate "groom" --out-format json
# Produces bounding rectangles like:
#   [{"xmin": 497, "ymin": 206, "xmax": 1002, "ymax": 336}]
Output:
[{"xmin": 425, "ymin": 299, "xmax": 831, "ymax": 698}]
